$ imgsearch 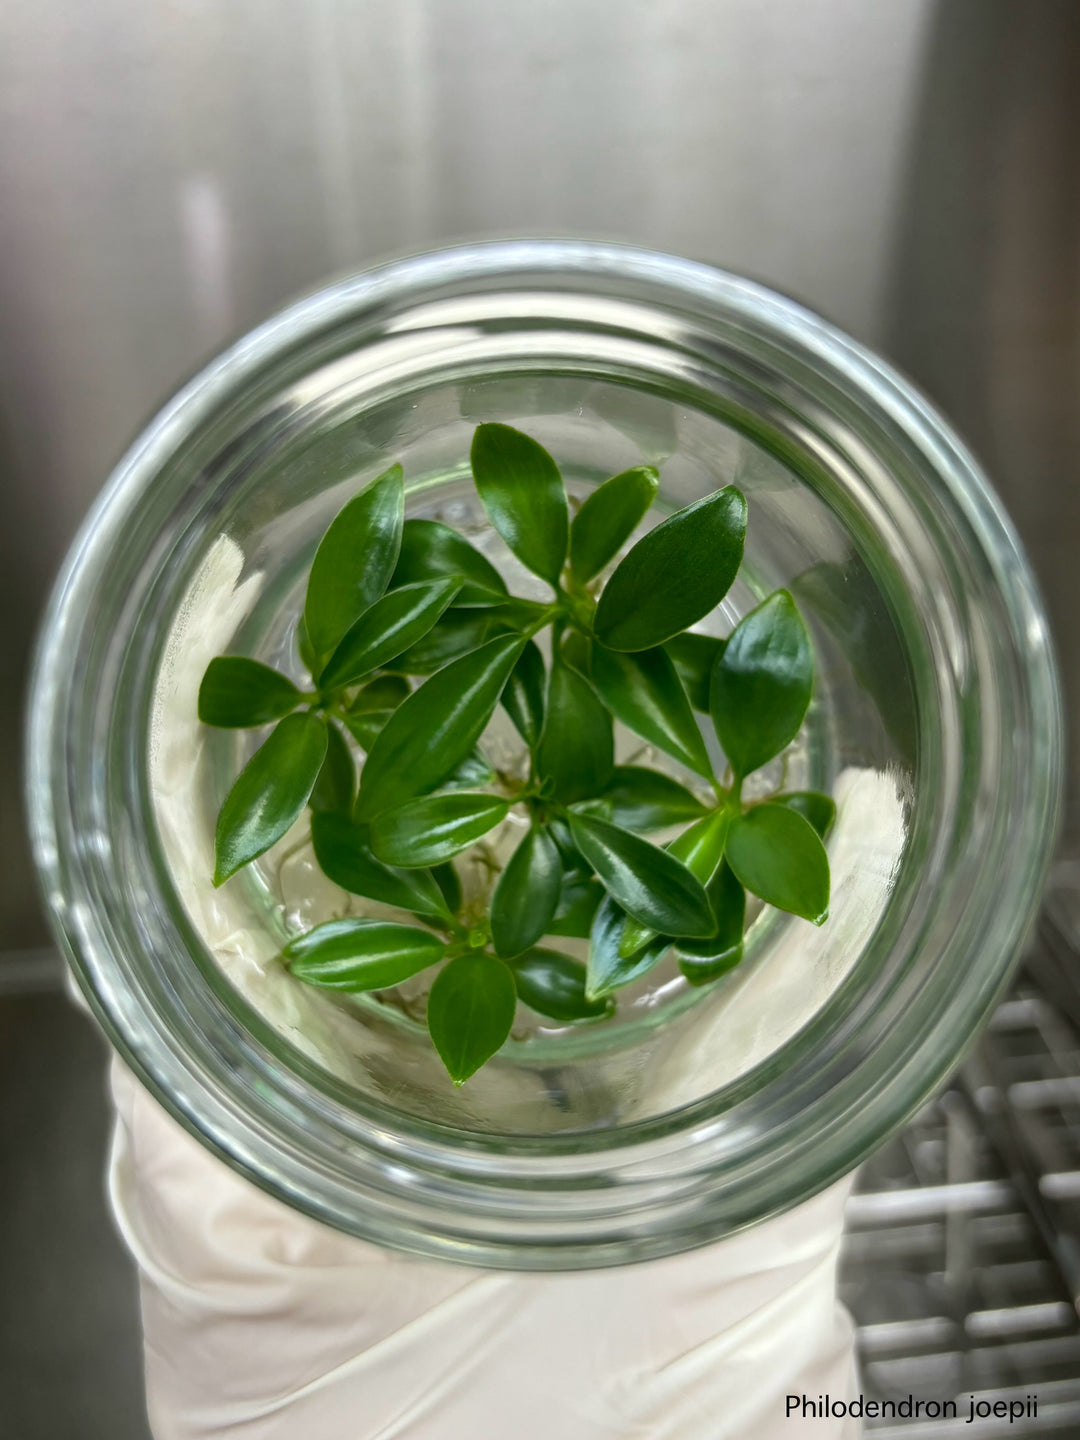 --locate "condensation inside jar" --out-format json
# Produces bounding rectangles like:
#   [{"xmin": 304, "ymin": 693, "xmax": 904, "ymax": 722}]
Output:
[{"xmin": 148, "ymin": 381, "xmax": 911, "ymax": 1135}]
